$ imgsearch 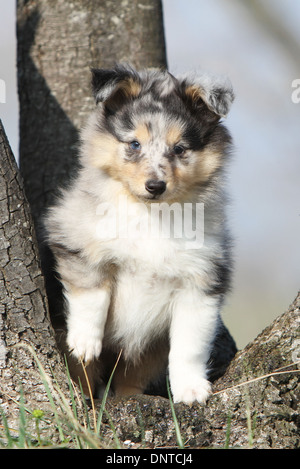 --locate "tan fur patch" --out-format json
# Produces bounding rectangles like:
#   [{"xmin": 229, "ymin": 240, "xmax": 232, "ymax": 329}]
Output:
[
  {"xmin": 66, "ymin": 281, "xmax": 112, "ymax": 298},
  {"xmin": 185, "ymin": 84, "xmax": 205, "ymax": 104},
  {"xmin": 135, "ymin": 123, "xmax": 151, "ymax": 143},
  {"xmin": 195, "ymin": 148, "xmax": 223, "ymax": 182},
  {"xmin": 166, "ymin": 123, "xmax": 183, "ymax": 147},
  {"xmin": 105, "ymin": 78, "xmax": 142, "ymax": 112},
  {"xmin": 121, "ymin": 158, "xmax": 151, "ymax": 195},
  {"xmin": 89, "ymin": 133, "xmax": 120, "ymax": 172},
  {"xmin": 112, "ymin": 339, "xmax": 169, "ymax": 396},
  {"xmin": 121, "ymin": 77, "xmax": 142, "ymax": 98},
  {"xmin": 169, "ymin": 148, "xmax": 223, "ymax": 201},
  {"xmin": 88, "ymin": 132, "xmax": 150, "ymax": 200}
]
